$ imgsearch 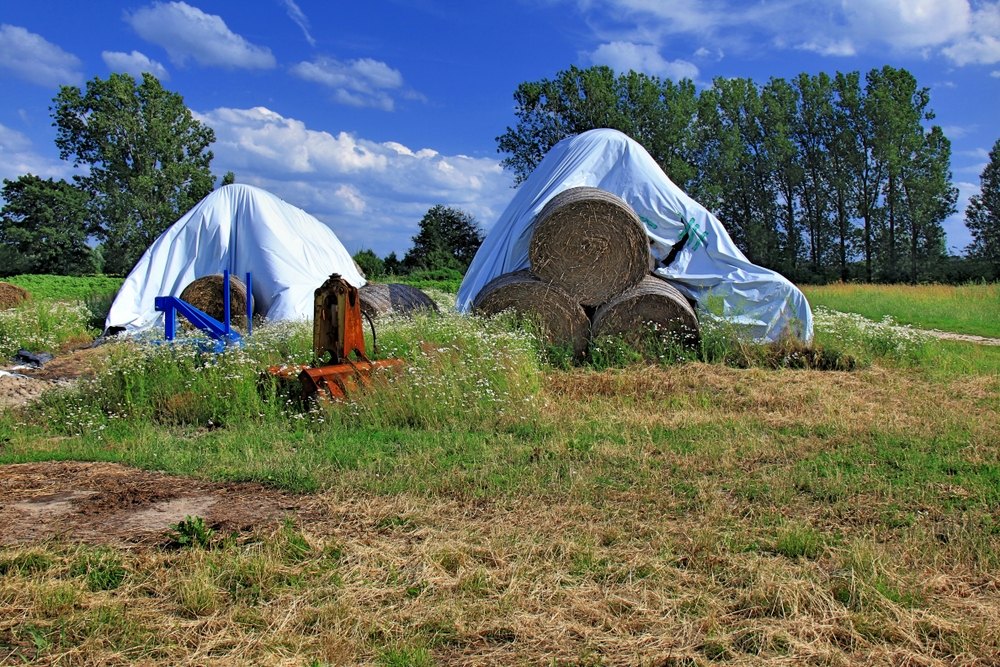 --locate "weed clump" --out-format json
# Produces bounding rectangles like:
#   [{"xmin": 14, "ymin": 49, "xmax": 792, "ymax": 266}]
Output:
[{"xmin": 167, "ymin": 516, "xmax": 215, "ymax": 549}]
